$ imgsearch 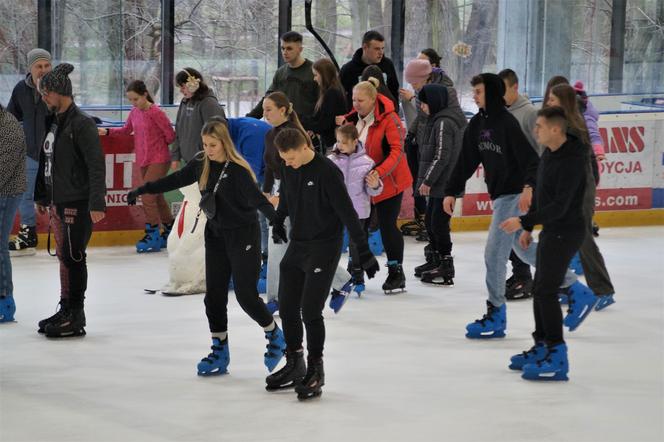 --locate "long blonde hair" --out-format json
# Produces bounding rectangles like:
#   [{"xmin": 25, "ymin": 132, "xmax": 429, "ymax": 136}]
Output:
[{"xmin": 198, "ymin": 118, "xmax": 256, "ymax": 190}]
